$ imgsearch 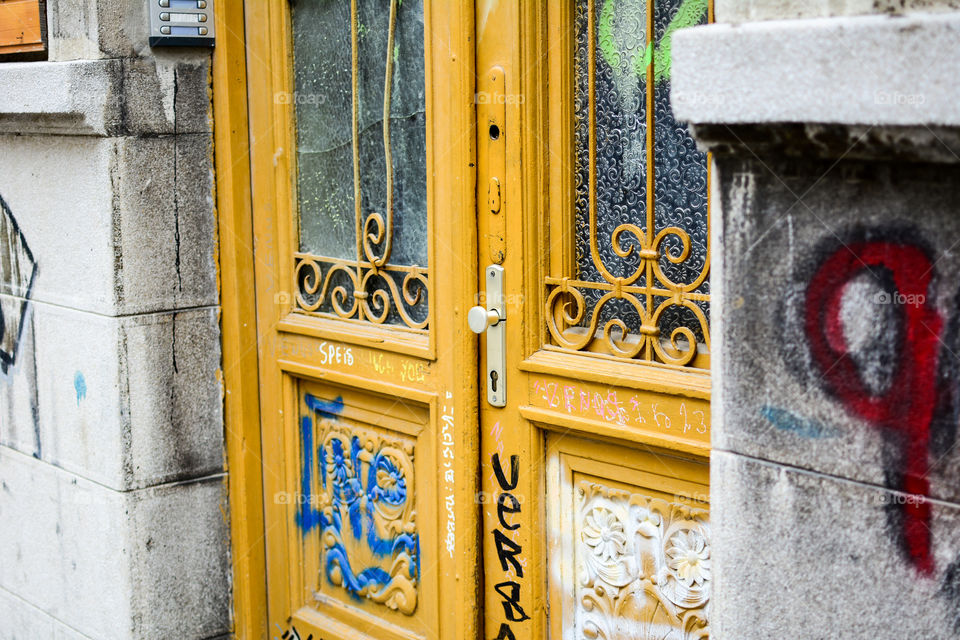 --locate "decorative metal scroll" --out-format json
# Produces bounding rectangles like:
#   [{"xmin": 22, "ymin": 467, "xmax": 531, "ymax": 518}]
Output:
[
  {"xmin": 546, "ymin": 0, "xmax": 710, "ymax": 367},
  {"xmin": 292, "ymin": 0, "xmax": 429, "ymax": 330},
  {"xmin": 295, "ymin": 254, "xmax": 428, "ymax": 329}
]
